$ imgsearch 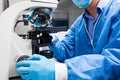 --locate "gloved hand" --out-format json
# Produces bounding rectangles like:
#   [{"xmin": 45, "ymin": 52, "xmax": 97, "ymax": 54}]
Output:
[
  {"xmin": 16, "ymin": 54, "xmax": 55, "ymax": 80},
  {"xmin": 50, "ymin": 33, "xmax": 59, "ymax": 44}
]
